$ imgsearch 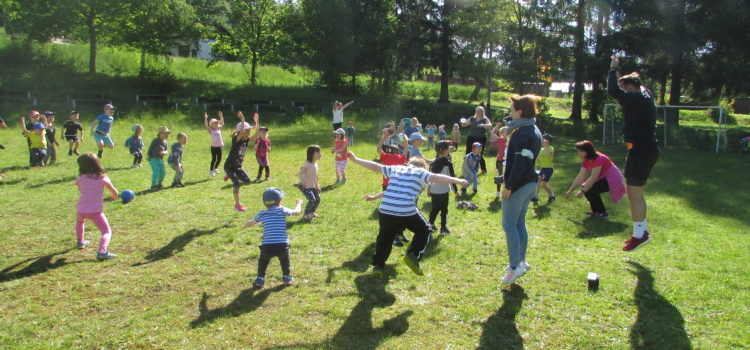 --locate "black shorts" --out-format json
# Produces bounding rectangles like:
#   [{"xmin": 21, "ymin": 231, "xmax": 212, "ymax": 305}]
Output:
[
  {"xmin": 65, "ymin": 135, "xmax": 79, "ymax": 142},
  {"xmin": 624, "ymin": 143, "xmax": 660, "ymax": 187}
]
